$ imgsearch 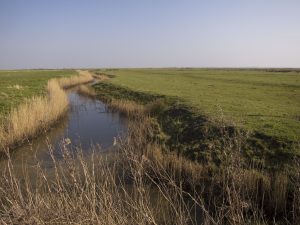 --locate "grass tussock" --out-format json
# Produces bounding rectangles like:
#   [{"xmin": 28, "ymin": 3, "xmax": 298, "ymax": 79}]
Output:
[
  {"xmin": 8, "ymin": 84, "xmax": 24, "ymax": 90},
  {"xmin": 0, "ymin": 71, "xmax": 94, "ymax": 152}
]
